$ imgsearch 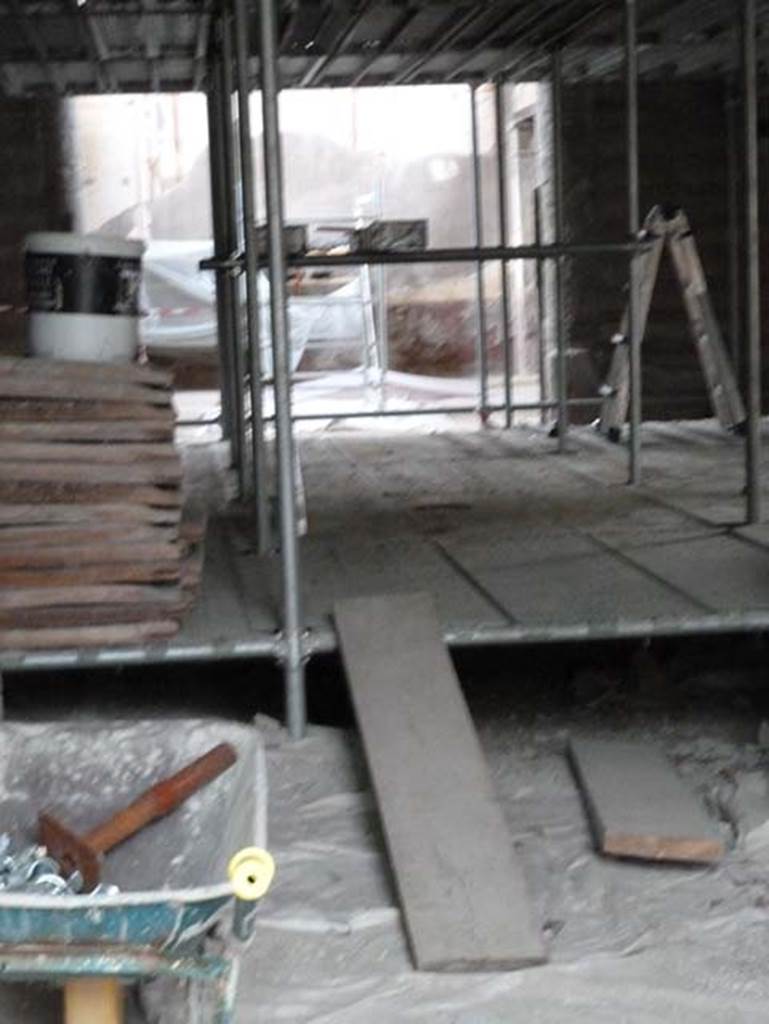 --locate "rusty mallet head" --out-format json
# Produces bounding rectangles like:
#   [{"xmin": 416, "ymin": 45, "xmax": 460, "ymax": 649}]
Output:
[{"xmin": 38, "ymin": 741, "xmax": 238, "ymax": 891}]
